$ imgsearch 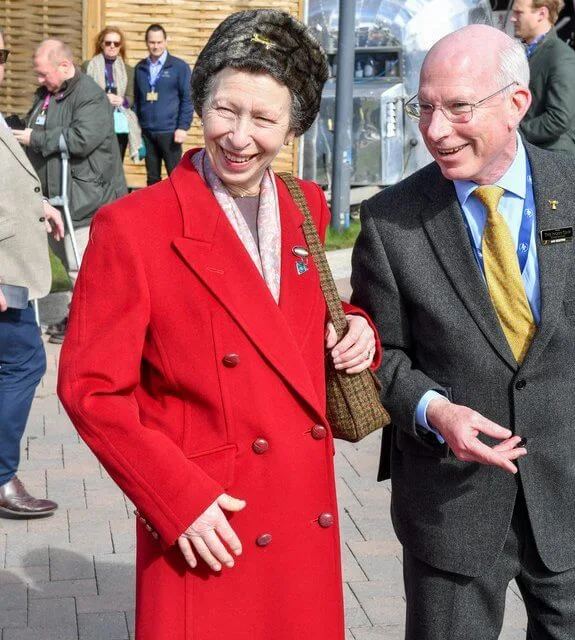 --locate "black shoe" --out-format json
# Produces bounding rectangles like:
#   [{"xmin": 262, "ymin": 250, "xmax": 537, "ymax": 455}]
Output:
[
  {"xmin": 0, "ymin": 476, "xmax": 58, "ymax": 518},
  {"xmin": 46, "ymin": 316, "xmax": 68, "ymax": 336}
]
